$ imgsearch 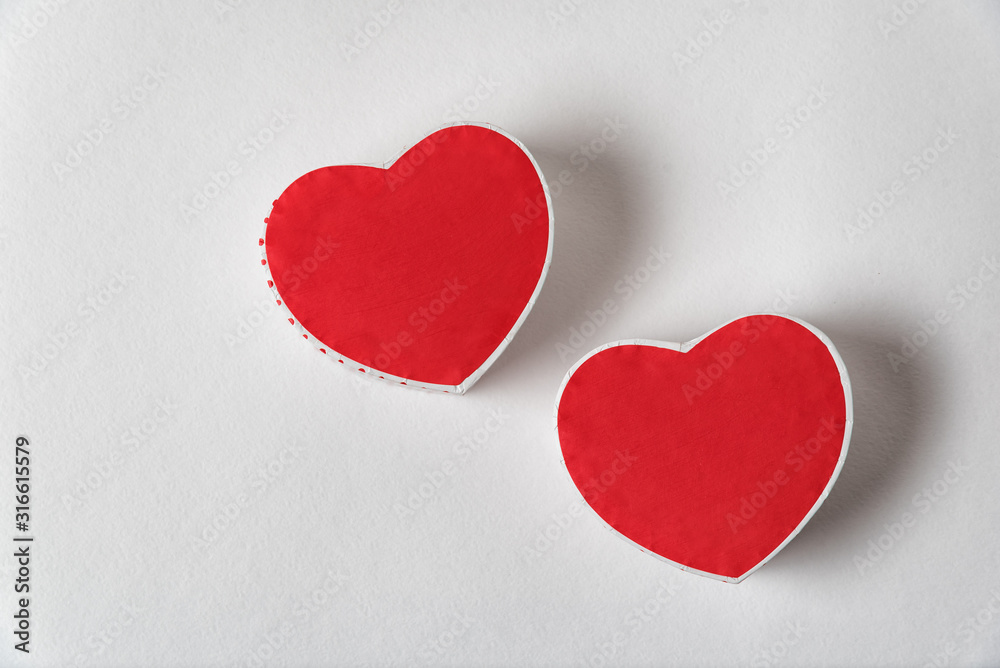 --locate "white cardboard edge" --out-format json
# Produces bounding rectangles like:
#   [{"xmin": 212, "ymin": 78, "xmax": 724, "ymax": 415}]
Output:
[
  {"xmin": 551, "ymin": 313, "xmax": 855, "ymax": 584},
  {"xmin": 259, "ymin": 122, "xmax": 554, "ymax": 395}
]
